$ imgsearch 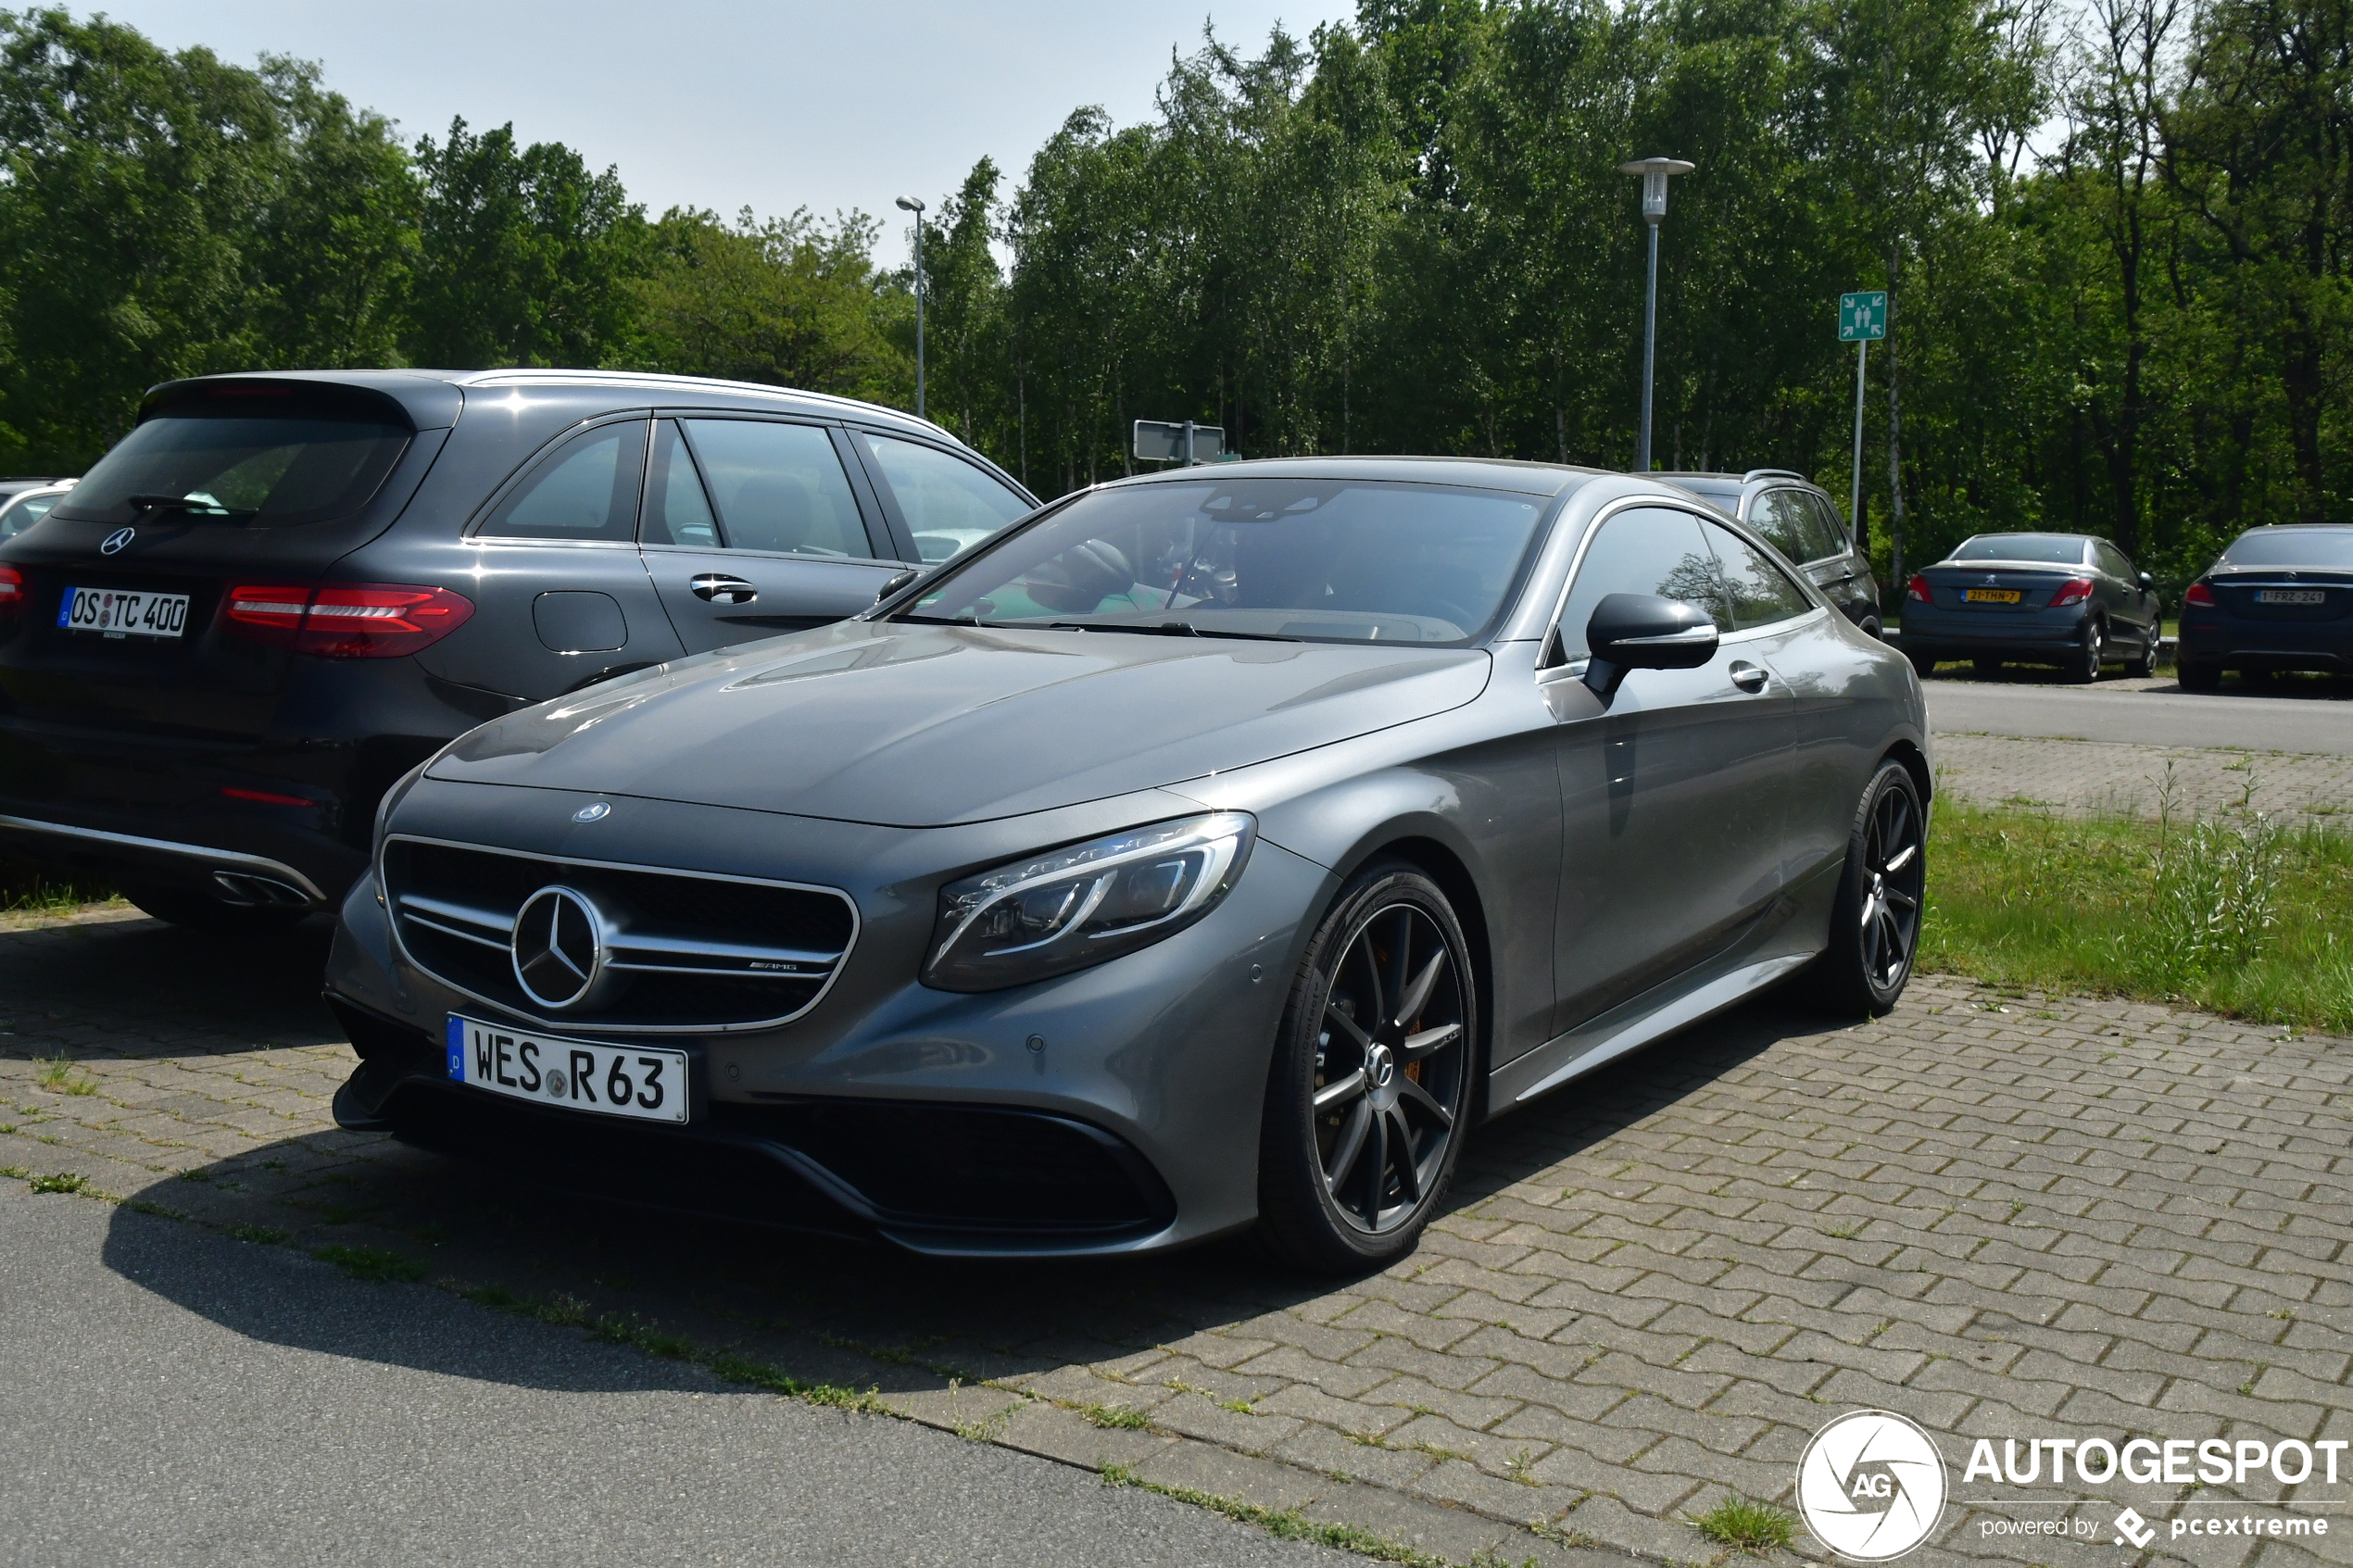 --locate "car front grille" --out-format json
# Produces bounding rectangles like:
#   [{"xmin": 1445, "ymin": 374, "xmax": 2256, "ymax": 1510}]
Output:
[{"xmin": 382, "ymin": 836, "xmax": 857, "ymax": 1033}]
